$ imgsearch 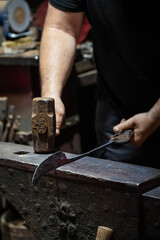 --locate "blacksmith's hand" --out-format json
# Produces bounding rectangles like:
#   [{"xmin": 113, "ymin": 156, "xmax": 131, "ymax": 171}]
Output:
[{"xmin": 113, "ymin": 112, "xmax": 159, "ymax": 147}]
